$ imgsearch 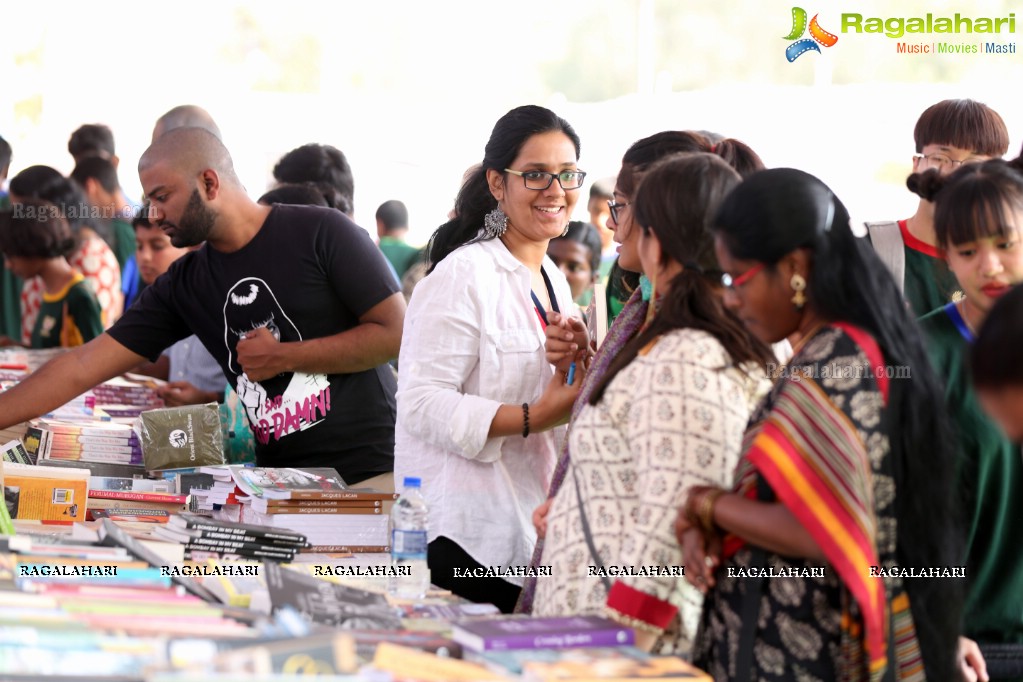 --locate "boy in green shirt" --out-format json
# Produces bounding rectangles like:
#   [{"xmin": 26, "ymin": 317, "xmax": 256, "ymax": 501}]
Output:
[{"xmin": 0, "ymin": 199, "xmax": 103, "ymax": 348}]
